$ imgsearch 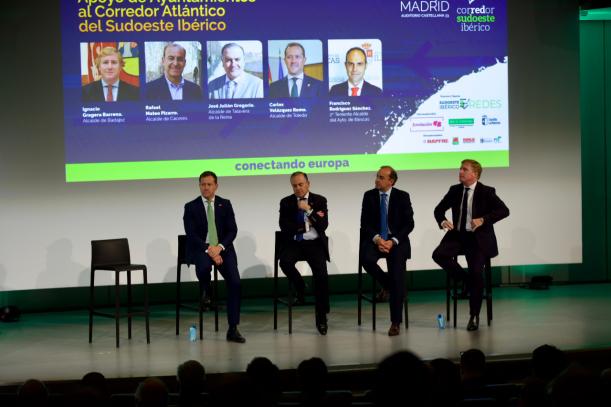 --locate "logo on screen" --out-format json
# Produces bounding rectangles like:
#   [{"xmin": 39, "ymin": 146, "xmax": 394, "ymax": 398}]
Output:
[
  {"xmin": 481, "ymin": 115, "xmax": 501, "ymax": 125},
  {"xmin": 400, "ymin": 1, "xmax": 450, "ymax": 18}
]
